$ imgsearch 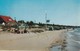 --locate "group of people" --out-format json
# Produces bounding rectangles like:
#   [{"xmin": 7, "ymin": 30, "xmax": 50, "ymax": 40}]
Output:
[{"xmin": 9, "ymin": 28, "xmax": 29, "ymax": 34}]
